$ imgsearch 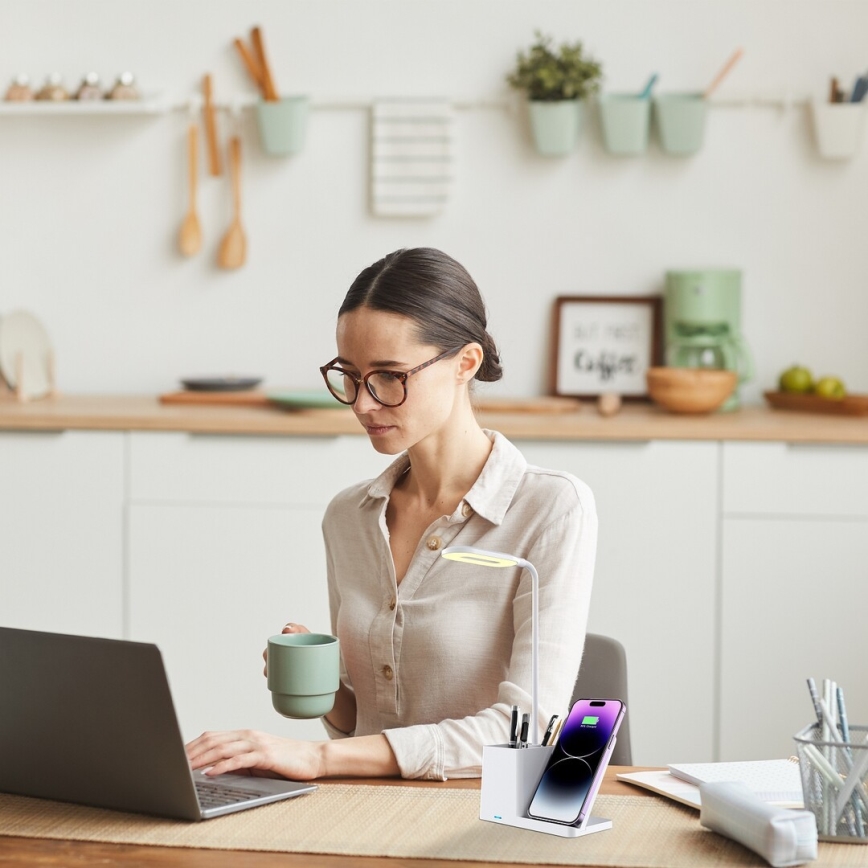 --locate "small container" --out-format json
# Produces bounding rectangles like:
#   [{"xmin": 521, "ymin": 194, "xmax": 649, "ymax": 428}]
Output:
[
  {"xmin": 5, "ymin": 73, "xmax": 34, "ymax": 102},
  {"xmin": 75, "ymin": 72, "xmax": 103, "ymax": 101},
  {"xmin": 35, "ymin": 73, "xmax": 69, "ymax": 102},
  {"xmin": 598, "ymin": 93, "xmax": 651, "ymax": 155},
  {"xmin": 107, "ymin": 72, "xmax": 140, "ymax": 101},
  {"xmin": 256, "ymin": 96, "xmax": 310, "ymax": 156},
  {"xmin": 528, "ymin": 99, "xmax": 584, "ymax": 157},
  {"xmin": 811, "ymin": 100, "xmax": 866, "ymax": 159},
  {"xmin": 653, "ymin": 93, "xmax": 707, "ymax": 156},
  {"xmin": 794, "ymin": 722, "xmax": 868, "ymax": 843}
]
